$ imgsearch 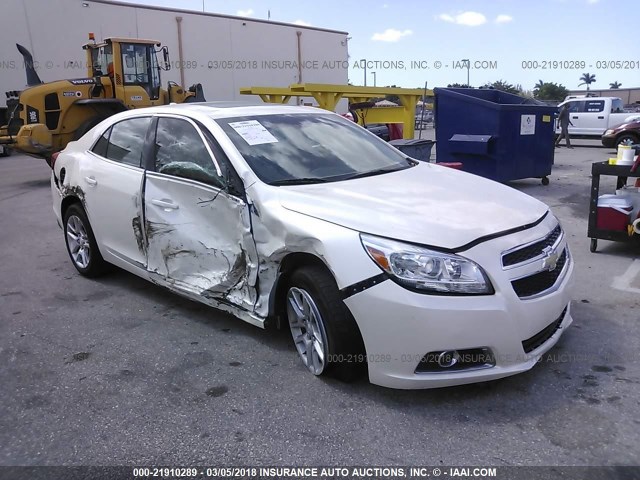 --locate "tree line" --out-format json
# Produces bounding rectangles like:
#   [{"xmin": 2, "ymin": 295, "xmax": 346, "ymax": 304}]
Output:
[{"xmin": 444, "ymin": 73, "xmax": 624, "ymax": 102}]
